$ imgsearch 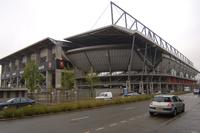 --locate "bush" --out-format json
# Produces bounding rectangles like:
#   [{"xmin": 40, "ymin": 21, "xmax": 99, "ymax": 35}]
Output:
[
  {"xmin": 0, "ymin": 95, "xmax": 152, "ymax": 119},
  {"xmin": 2, "ymin": 108, "xmax": 17, "ymax": 118}
]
